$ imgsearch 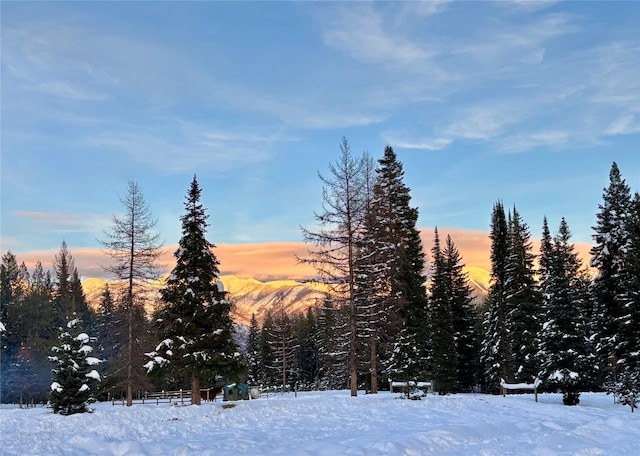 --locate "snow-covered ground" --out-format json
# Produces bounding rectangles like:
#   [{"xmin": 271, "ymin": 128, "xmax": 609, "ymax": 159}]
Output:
[{"xmin": 1, "ymin": 391, "xmax": 638, "ymax": 455}]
